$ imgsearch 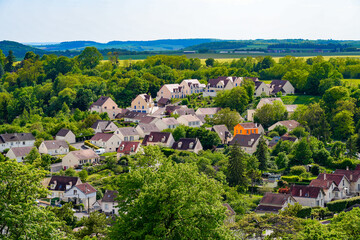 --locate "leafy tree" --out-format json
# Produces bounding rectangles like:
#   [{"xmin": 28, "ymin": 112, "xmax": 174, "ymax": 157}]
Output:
[
  {"xmin": 247, "ymin": 156, "xmax": 261, "ymax": 192},
  {"xmin": 212, "ymin": 108, "xmax": 242, "ymax": 130},
  {"xmin": 347, "ymin": 134, "xmax": 358, "ymax": 158},
  {"xmin": 227, "ymin": 144, "xmax": 248, "ymax": 189},
  {"xmin": 64, "ymin": 167, "xmax": 77, "ymax": 177},
  {"xmin": 292, "ymin": 138, "xmax": 312, "ymax": 165},
  {"xmin": 330, "ymin": 141, "xmax": 346, "ymax": 159},
  {"xmin": 214, "ymin": 86, "xmax": 250, "ymax": 113},
  {"xmin": 76, "ymin": 211, "xmax": 109, "ymax": 239},
  {"xmin": 282, "ymin": 69, "xmax": 308, "ymax": 92},
  {"xmin": 77, "ymin": 47, "xmax": 103, "ymax": 69},
  {"xmin": 275, "ymin": 152, "xmax": 289, "ymax": 169},
  {"xmin": 78, "ymin": 169, "xmax": 88, "ymax": 182},
  {"xmin": 23, "ymin": 147, "xmax": 40, "ymax": 164},
  {"xmin": 110, "ymin": 162, "xmax": 230, "ymax": 239},
  {"xmin": 205, "ymin": 58, "xmax": 215, "ymax": 67},
  {"xmin": 290, "ymin": 165, "xmax": 307, "ymax": 175},
  {"xmin": 273, "ymin": 125, "xmax": 288, "ymax": 136},
  {"xmin": 255, "ymin": 136, "xmax": 269, "ymax": 172},
  {"xmin": 172, "ymin": 124, "xmax": 186, "ymax": 141},
  {"xmin": 0, "ymin": 160, "xmax": 65, "ymax": 239},
  {"xmin": 4, "ymin": 50, "xmax": 16, "ymax": 72},
  {"xmin": 254, "ymin": 101, "xmax": 287, "ymax": 128},
  {"xmin": 332, "ymin": 110, "xmax": 354, "ymax": 140}
]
